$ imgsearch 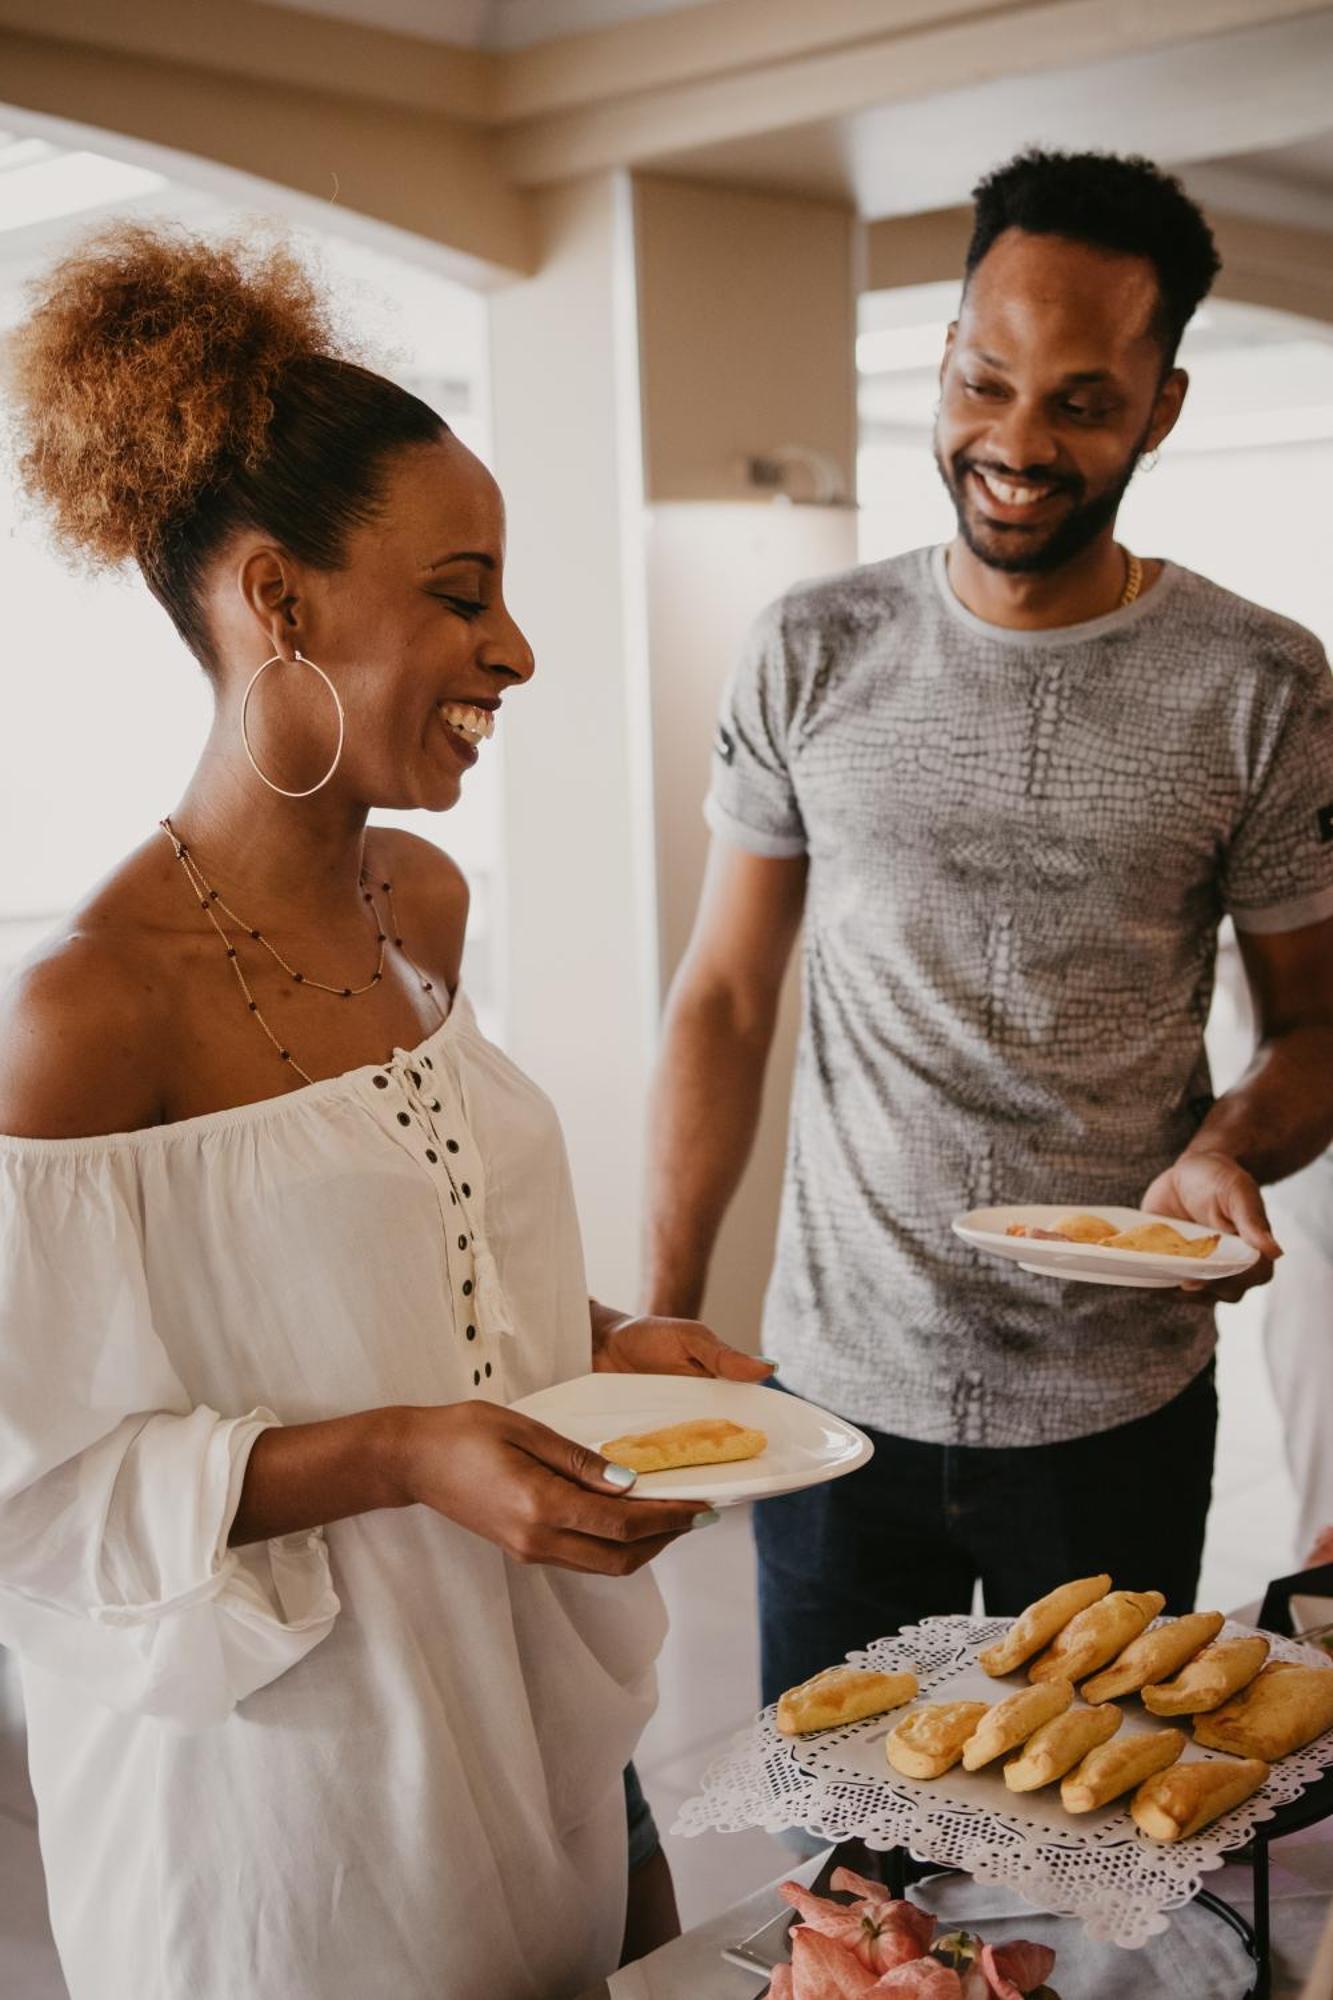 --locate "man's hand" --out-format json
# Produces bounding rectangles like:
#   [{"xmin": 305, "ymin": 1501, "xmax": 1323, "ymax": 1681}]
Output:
[
  {"xmin": 1140, "ymin": 1148, "xmax": 1282, "ymax": 1303},
  {"xmin": 594, "ymin": 1310, "xmax": 775, "ymax": 1382}
]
